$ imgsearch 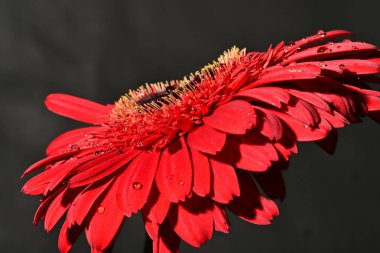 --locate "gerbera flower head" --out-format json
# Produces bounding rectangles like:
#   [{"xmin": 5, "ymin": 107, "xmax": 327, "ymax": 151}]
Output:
[{"xmin": 22, "ymin": 30, "xmax": 380, "ymax": 253}]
